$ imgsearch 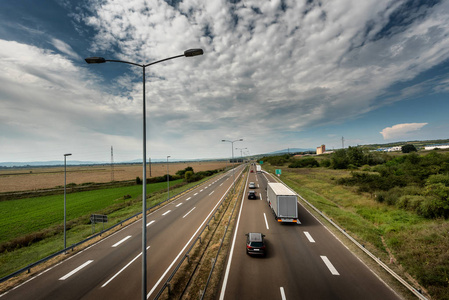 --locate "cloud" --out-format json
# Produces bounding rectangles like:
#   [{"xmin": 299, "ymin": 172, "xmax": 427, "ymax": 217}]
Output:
[
  {"xmin": 77, "ymin": 0, "xmax": 449, "ymax": 135},
  {"xmin": 0, "ymin": 39, "xmax": 142, "ymax": 161},
  {"xmin": 380, "ymin": 123, "xmax": 428, "ymax": 140},
  {"xmin": 50, "ymin": 38, "xmax": 81, "ymax": 60},
  {"xmin": 3, "ymin": 1, "xmax": 449, "ymax": 162}
]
